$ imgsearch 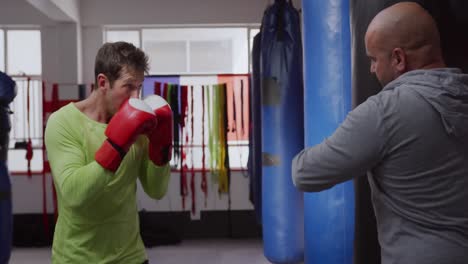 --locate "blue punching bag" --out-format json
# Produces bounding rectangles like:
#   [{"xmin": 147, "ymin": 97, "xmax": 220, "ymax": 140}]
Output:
[
  {"xmin": 302, "ymin": 1, "xmax": 355, "ymax": 264},
  {"xmin": 260, "ymin": 0, "xmax": 304, "ymax": 263},
  {"xmin": 0, "ymin": 71, "xmax": 15, "ymax": 264}
]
